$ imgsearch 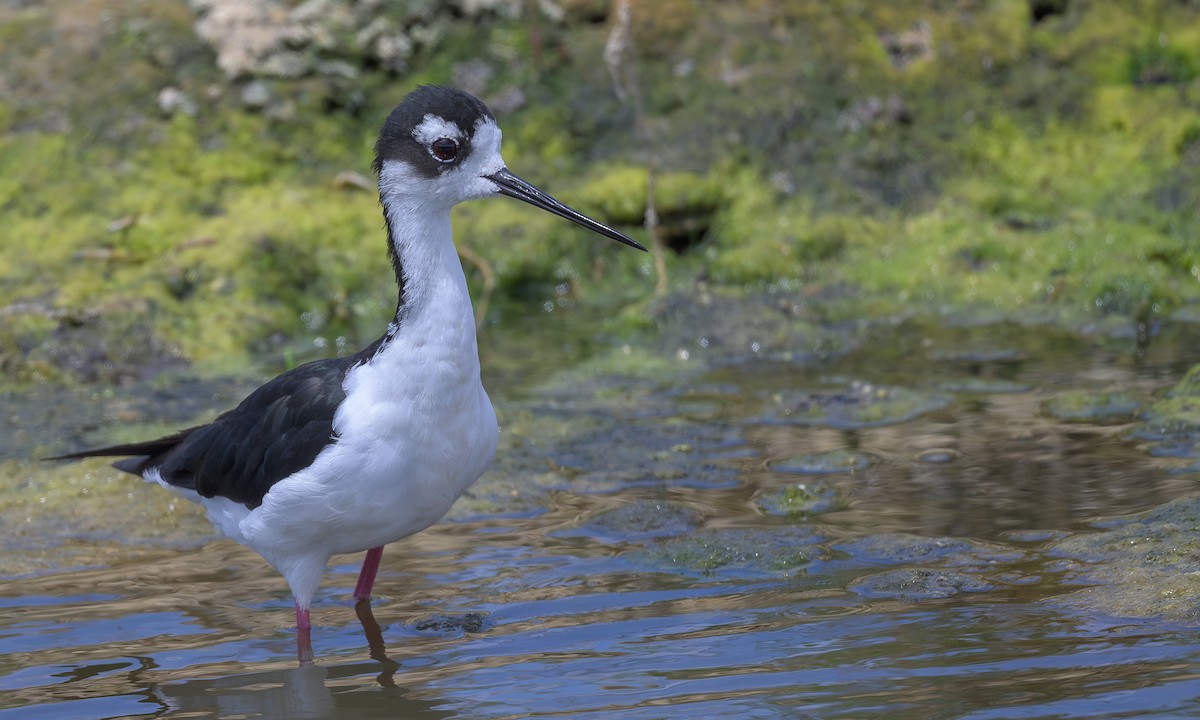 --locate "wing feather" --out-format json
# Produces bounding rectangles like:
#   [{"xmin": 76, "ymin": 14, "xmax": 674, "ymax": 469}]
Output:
[{"xmin": 48, "ymin": 338, "xmax": 385, "ymax": 509}]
